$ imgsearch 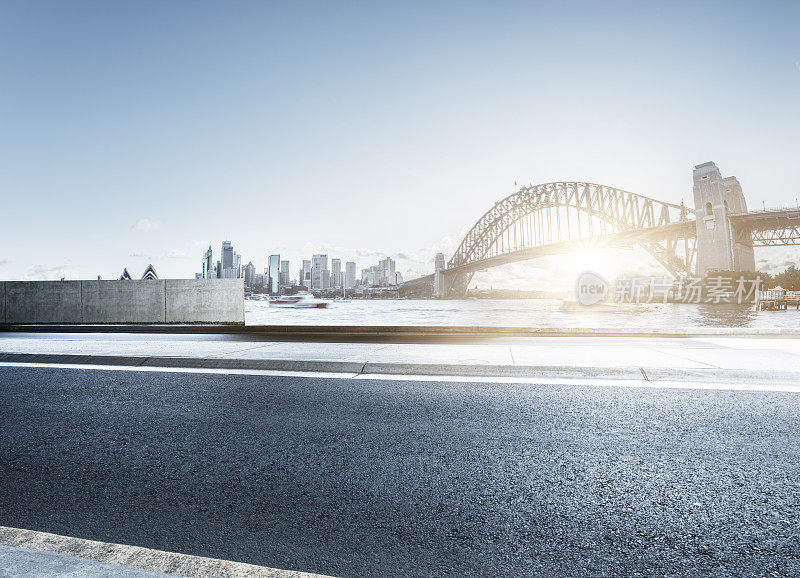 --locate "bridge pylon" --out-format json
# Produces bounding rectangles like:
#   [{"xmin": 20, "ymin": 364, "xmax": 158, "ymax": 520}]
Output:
[{"xmin": 692, "ymin": 162, "xmax": 755, "ymax": 277}]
